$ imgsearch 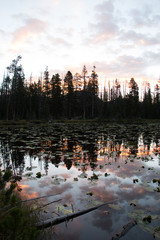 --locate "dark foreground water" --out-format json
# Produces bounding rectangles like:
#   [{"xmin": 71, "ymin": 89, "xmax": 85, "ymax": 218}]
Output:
[{"xmin": 0, "ymin": 122, "xmax": 160, "ymax": 239}]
